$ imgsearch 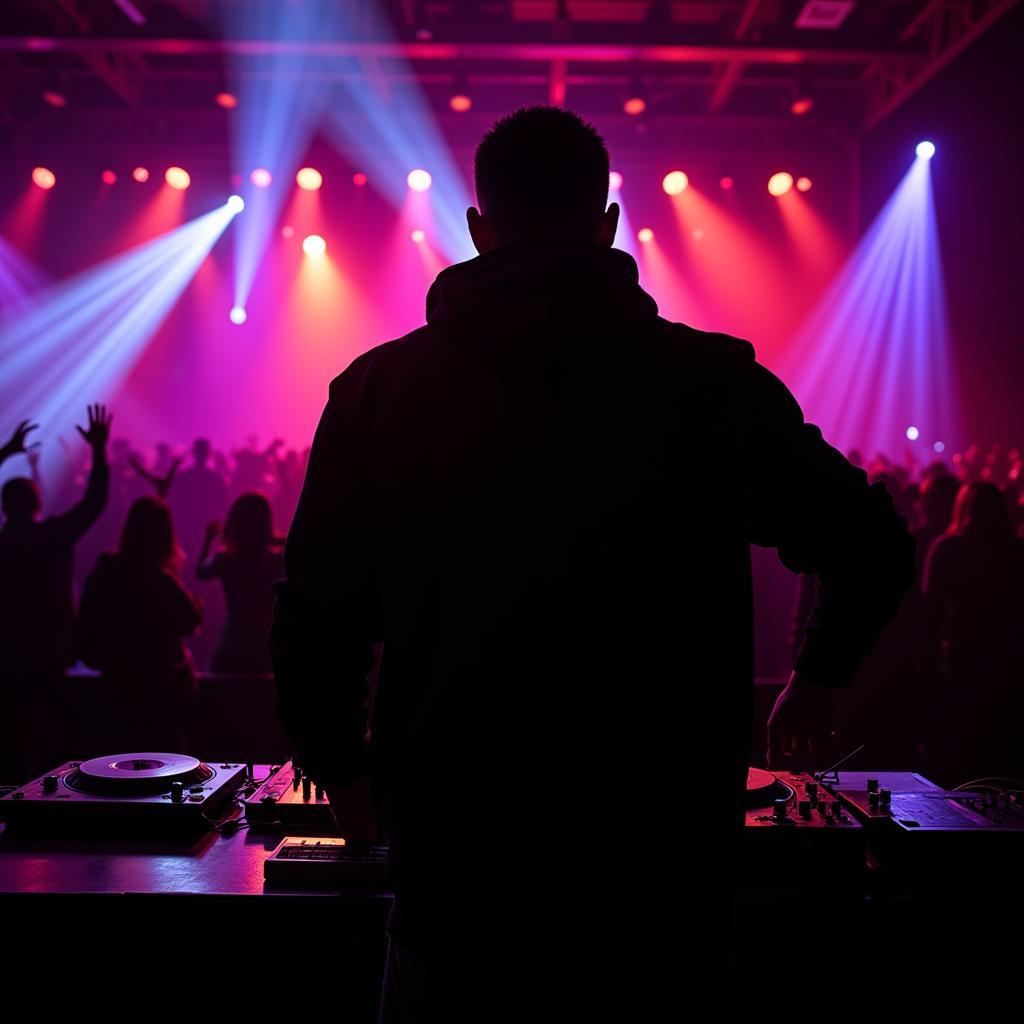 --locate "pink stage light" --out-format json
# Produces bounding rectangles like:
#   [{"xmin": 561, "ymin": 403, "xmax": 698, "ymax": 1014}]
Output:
[
  {"xmin": 302, "ymin": 234, "xmax": 326, "ymax": 257},
  {"xmin": 250, "ymin": 168, "xmax": 272, "ymax": 188},
  {"xmin": 42, "ymin": 90, "xmax": 67, "ymax": 108},
  {"xmin": 281, "ymin": 225, "xmax": 295, "ymax": 238},
  {"xmin": 101, "ymin": 169, "xmax": 117, "ymax": 185},
  {"xmin": 796, "ymin": 176, "xmax": 813, "ymax": 192},
  {"xmin": 449, "ymin": 94, "xmax": 472, "ymax": 113},
  {"xmin": 767, "ymin": 172, "xmax": 794, "ymax": 197},
  {"xmin": 623, "ymin": 97, "xmax": 646, "ymax": 116},
  {"xmin": 906, "ymin": 426, "xmax": 920, "ymax": 441},
  {"xmin": 637, "ymin": 228, "xmax": 654, "ymax": 243},
  {"xmin": 407, "ymin": 169, "xmax": 432, "ymax": 192},
  {"xmin": 719, "ymin": 176, "xmax": 734, "ymax": 190},
  {"xmin": 608, "ymin": 171, "xmax": 623, "ymax": 191},
  {"xmin": 353, "ymin": 172, "xmax": 368, "ymax": 187},
  {"xmin": 132, "ymin": 167, "xmax": 150, "ymax": 183},
  {"xmin": 32, "ymin": 166, "xmax": 56, "ymax": 190},
  {"xmin": 165, "ymin": 166, "xmax": 191, "ymax": 190},
  {"xmin": 411, "ymin": 229, "xmax": 426, "ymax": 244},
  {"xmin": 296, "ymin": 167, "xmax": 323, "ymax": 191},
  {"xmin": 662, "ymin": 171, "xmax": 689, "ymax": 196},
  {"xmin": 791, "ymin": 96, "xmax": 814, "ymax": 116},
  {"xmin": 216, "ymin": 92, "xmax": 238, "ymax": 109}
]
